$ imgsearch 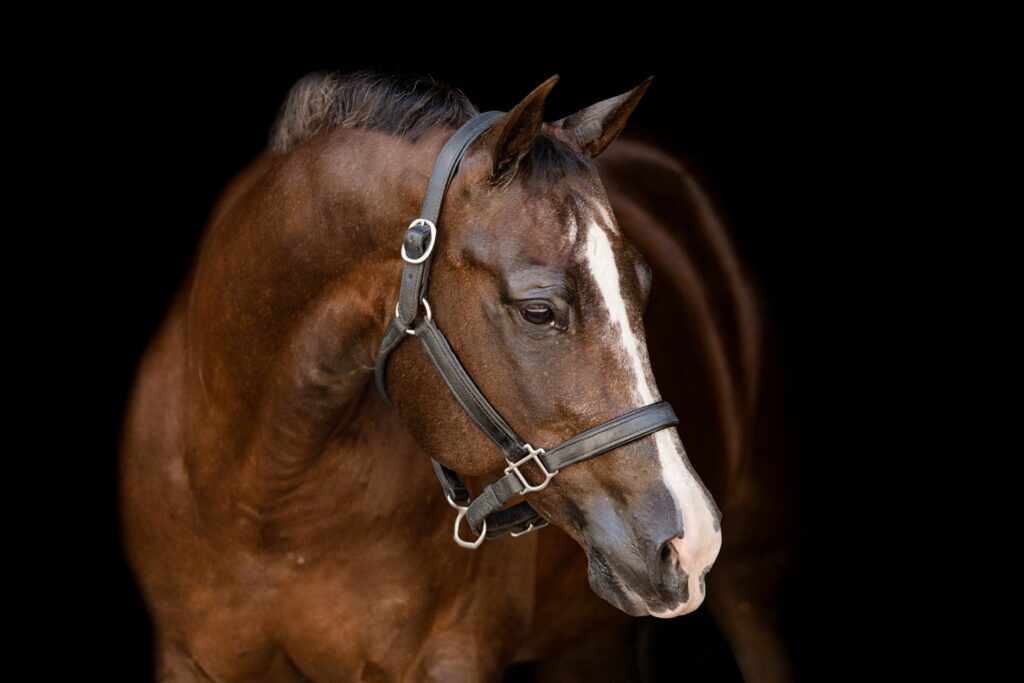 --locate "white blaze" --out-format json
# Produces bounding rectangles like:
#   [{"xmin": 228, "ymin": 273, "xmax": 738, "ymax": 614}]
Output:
[
  {"xmin": 583, "ymin": 222, "xmax": 656, "ymax": 405},
  {"xmin": 583, "ymin": 212, "xmax": 722, "ymax": 617},
  {"xmin": 565, "ymin": 212, "xmax": 578, "ymax": 245}
]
